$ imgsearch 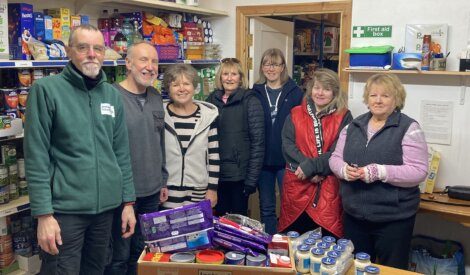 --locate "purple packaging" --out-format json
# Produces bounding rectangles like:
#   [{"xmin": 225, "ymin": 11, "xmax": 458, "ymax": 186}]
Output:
[
  {"xmin": 33, "ymin": 12, "xmax": 44, "ymax": 41},
  {"xmin": 80, "ymin": 15, "xmax": 89, "ymax": 25},
  {"xmin": 213, "ymin": 230, "xmax": 266, "ymax": 252},
  {"xmin": 139, "ymin": 199, "xmax": 213, "ymax": 242},
  {"xmin": 44, "ymin": 15, "xmax": 52, "ymax": 41},
  {"xmin": 213, "ymin": 217, "xmax": 272, "ymax": 245},
  {"xmin": 8, "ymin": 3, "xmax": 34, "ymax": 60},
  {"xmin": 212, "ymin": 237, "xmax": 258, "ymax": 256},
  {"xmin": 147, "ymin": 228, "xmax": 213, "ymax": 253}
]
